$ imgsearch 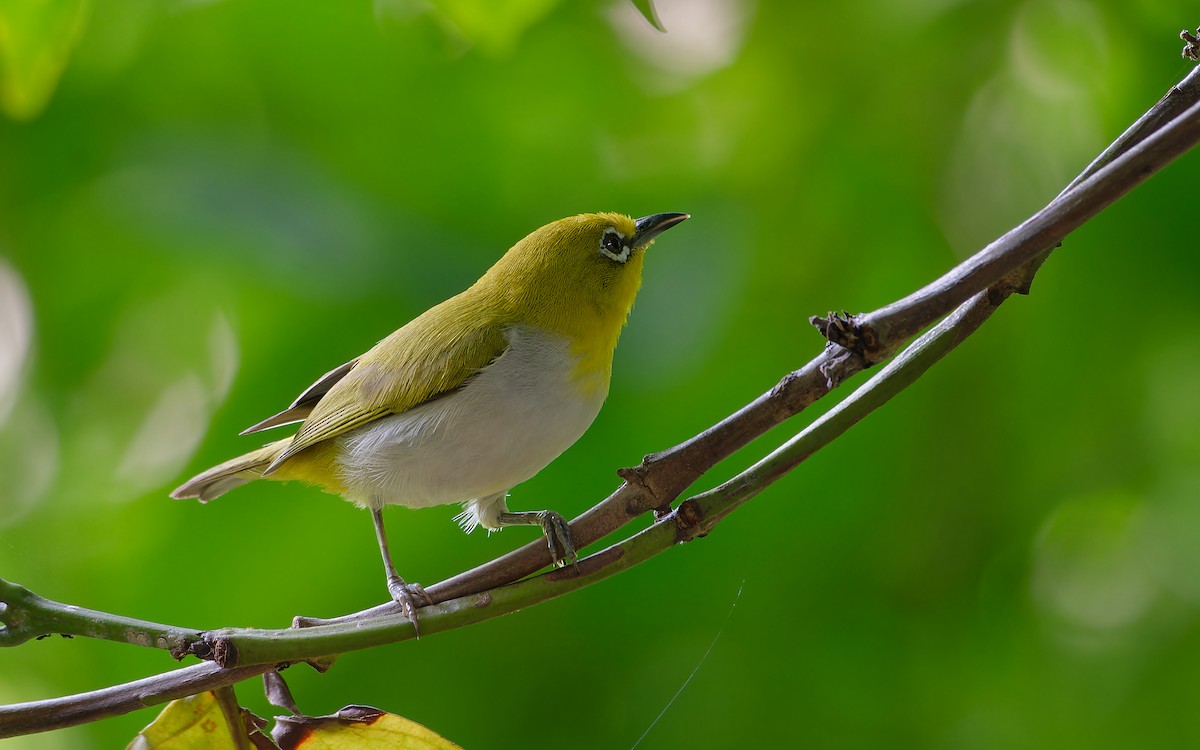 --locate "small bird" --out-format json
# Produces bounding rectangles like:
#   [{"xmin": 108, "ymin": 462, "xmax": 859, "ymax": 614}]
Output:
[{"xmin": 172, "ymin": 212, "xmax": 689, "ymax": 626}]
